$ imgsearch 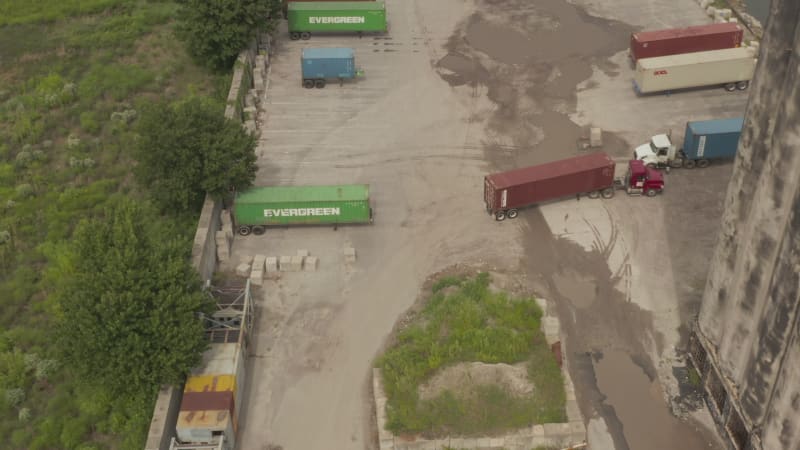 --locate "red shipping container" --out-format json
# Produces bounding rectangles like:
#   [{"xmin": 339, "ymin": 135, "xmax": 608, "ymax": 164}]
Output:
[
  {"xmin": 484, "ymin": 152, "xmax": 615, "ymax": 215},
  {"xmin": 630, "ymin": 23, "xmax": 743, "ymax": 63}
]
